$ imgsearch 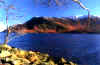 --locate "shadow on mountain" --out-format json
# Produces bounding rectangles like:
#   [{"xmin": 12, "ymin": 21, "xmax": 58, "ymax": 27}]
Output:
[{"xmin": 5, "ymin": 15, "xmax": 100, "ymax": 34}]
